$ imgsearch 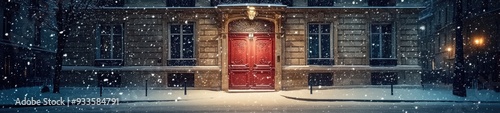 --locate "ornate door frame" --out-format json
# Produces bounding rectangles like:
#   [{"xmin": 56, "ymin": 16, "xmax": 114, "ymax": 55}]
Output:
[{"xmin": 218, "ymin": 6, "xmax": 285, "ymax": 91}]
